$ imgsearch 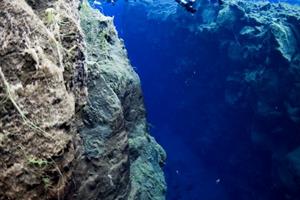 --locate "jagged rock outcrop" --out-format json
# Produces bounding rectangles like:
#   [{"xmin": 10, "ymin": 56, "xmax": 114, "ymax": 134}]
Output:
[{"xmin": 0, "ymin": 0, "xmax": 166, "ymax": 199}]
